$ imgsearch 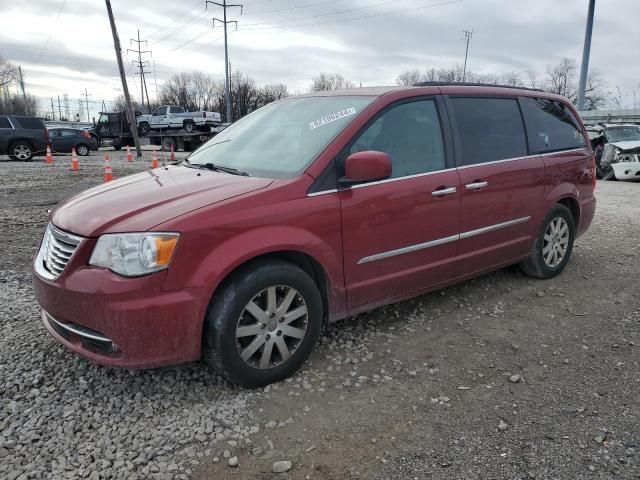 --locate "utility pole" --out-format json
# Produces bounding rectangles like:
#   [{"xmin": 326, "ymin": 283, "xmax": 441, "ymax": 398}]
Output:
[
  {"xmin": 81, "ymin": 88, "xmax": 92, "ymax": 122},
  {"xmin": 105, "ymin": 0, "xmax": 142, "ymax": 157},
  {"xmin": 206, "ymin": 0, "xmax": 243, "ymax": 123},
  {"xmin": 18, "ymin": 66, "xmax": 27, "ymax": 100},
  {"xmin": 128, "ymin": 30, "xmax": 152, "ymax": 113},
  {"xmin": 577, "ymin": 0, "xmax": 596, "ymax": 111},
  {"xmin": 462, "ymin": 29, "xmax": 473, "ymax": 83},
  {"xmin": 57, "ymin": 95, "xmax": 62, "ymax": 121},
  {"xmin": 50, "ymin": 98, "xmax": 56, "ymax": 121}
]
